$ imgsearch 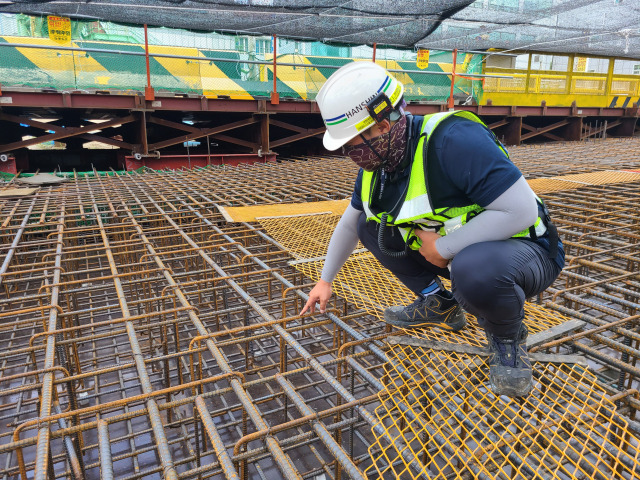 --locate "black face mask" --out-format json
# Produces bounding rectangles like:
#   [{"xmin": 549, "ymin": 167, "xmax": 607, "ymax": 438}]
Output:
[{"xmin": 342, "ymin": 114, "xmax": 407, "ymax": 172}]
